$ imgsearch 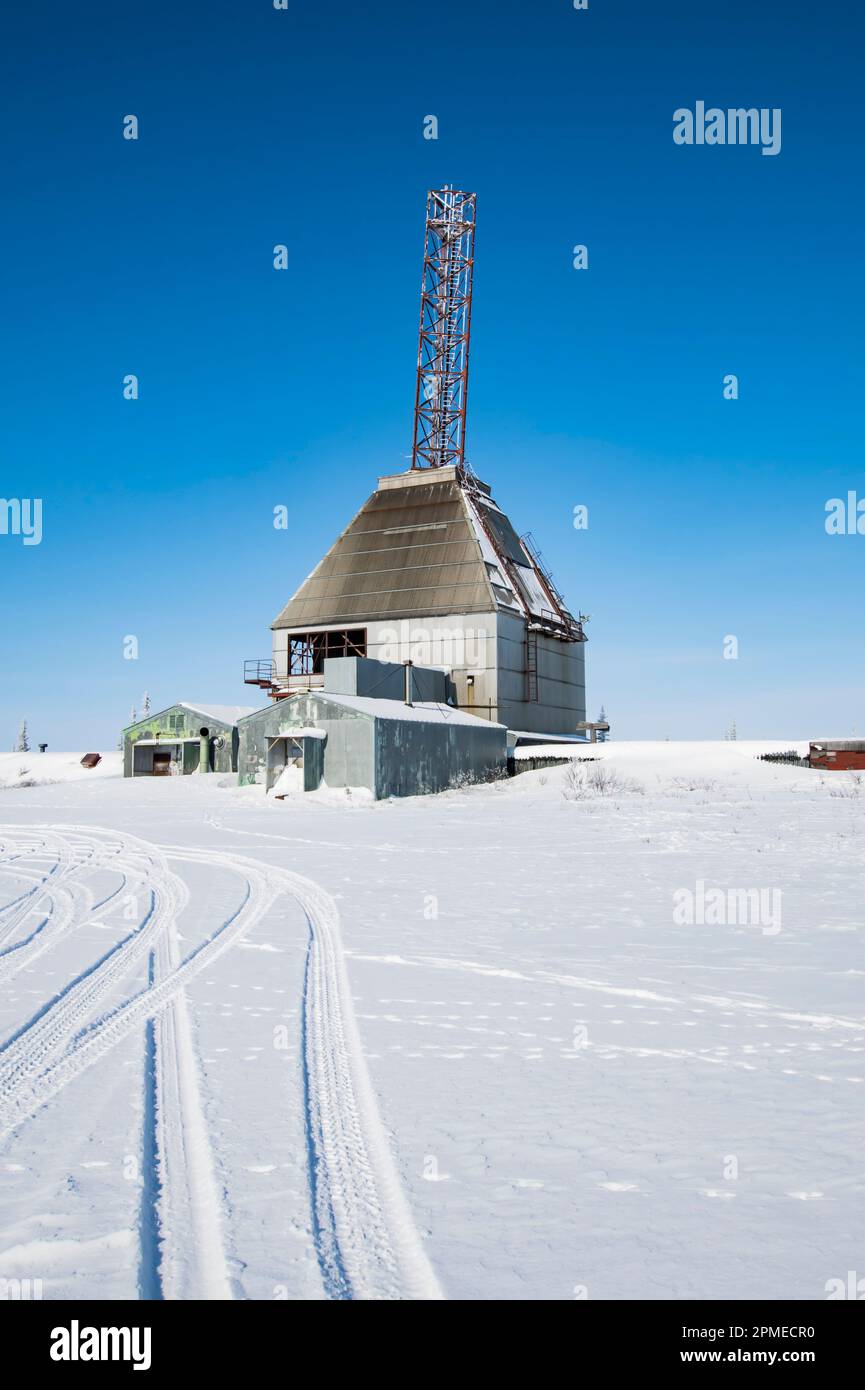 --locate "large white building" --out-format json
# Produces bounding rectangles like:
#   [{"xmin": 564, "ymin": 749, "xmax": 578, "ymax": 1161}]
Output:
[
  {"xmin": 258, "ymin": 463, "xmax": 587, "ymax": 736},
  {"xmin": 247, "ymin": 187, "xmax": 590, "ymax": 738}
]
